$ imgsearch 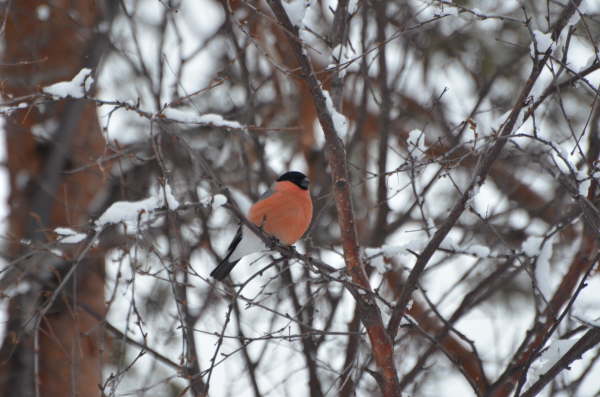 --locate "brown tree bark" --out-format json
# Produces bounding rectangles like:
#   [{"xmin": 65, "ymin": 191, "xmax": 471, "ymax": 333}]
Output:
[{"xmin": 0, "ymin": 1, "xmax": 112, "ymax": 396}]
